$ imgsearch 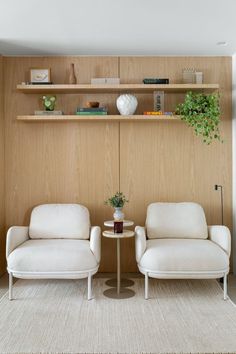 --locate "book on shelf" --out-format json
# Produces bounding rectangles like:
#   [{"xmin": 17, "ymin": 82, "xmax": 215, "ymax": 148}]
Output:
[
  {"xmin": 76, "ymin": 111, "xmax": 108, "ymax": 115},
  {"xmin": 143, "ymin": 78, "xmax": 169, "ymax": 84},
  {"xmin": 30, "ymin": 82, "xmax": 53, "ymax": 85},
  {"xmin": 76, "ymin": 106, "xmax": 108, "ymax": 115},
  {"xmin": 34, "ymin": 110, "xmax": 63, "ymax": 115},
  {"xmin": 77, "ymin": 107, "xmax": 108, "ymax": 112},
  {"xmin": 143, "ymin": 111, "xmax": 174, "ymax": 116}
]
